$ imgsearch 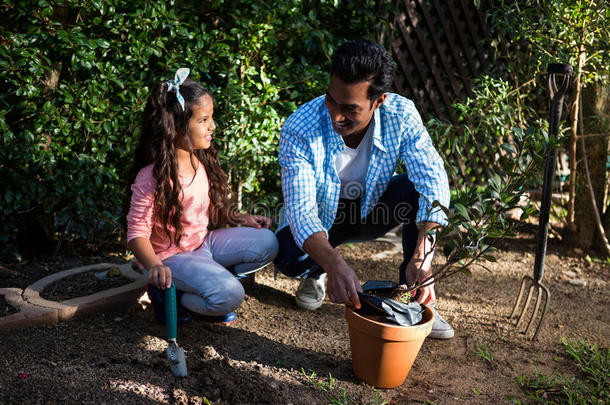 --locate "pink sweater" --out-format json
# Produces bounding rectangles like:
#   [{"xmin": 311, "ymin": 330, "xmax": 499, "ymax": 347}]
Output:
[{"xmin": 126, "ymin": 163, "xmax": 210, "ymax": 262}]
